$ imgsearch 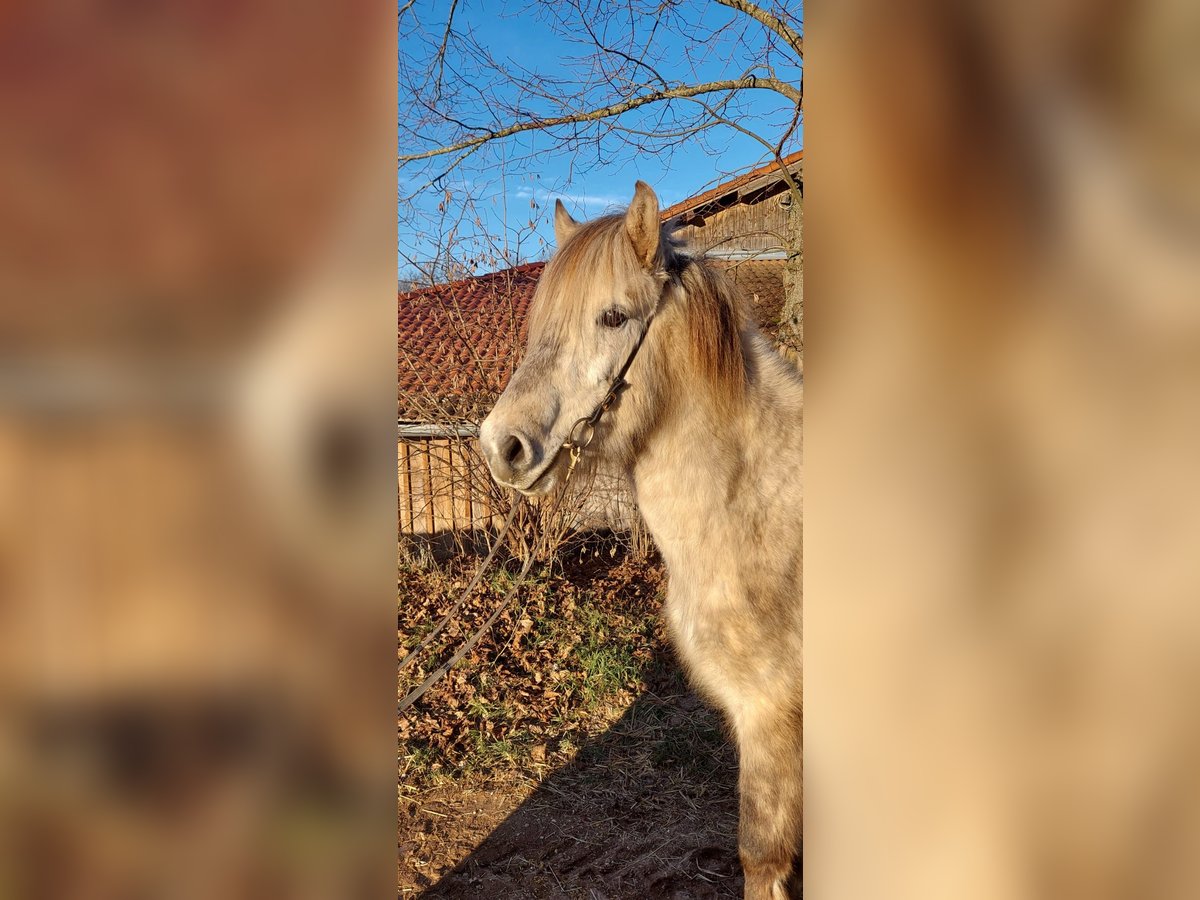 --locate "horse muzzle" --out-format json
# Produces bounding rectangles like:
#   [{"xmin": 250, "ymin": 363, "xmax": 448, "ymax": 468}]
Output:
[{"xmin": 479, "ymin": 422, "xmax": 551, "ymax": 492}]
